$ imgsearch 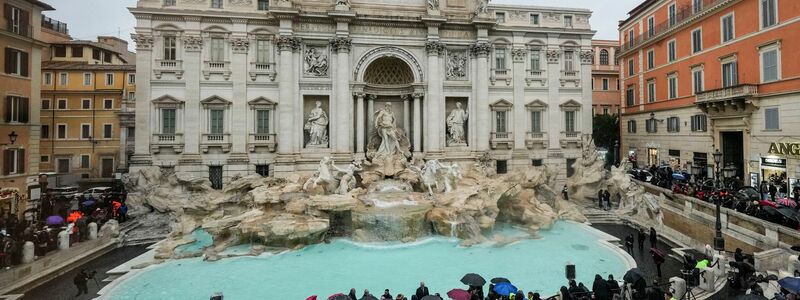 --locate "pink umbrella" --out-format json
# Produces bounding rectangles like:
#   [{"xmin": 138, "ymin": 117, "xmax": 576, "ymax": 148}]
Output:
[
  {"xmin": 306, "ymin": 295, "xmax": 317, "ymax": 300},
  {"xmin": 447, "ymin": 289, "xmax": 471, "ymax": 300},
  {"xmin": 778, "ymin": 198, "xmax": 797, "ymax": 207}
]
